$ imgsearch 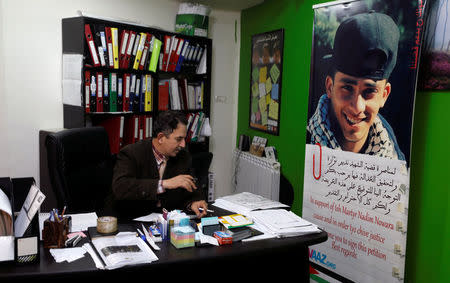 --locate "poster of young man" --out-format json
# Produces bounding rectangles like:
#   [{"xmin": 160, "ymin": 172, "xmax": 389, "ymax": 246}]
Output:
[{"xmin": 302, "ymin": 0, "xmax": 426, "ymax": 282}]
